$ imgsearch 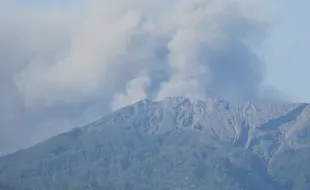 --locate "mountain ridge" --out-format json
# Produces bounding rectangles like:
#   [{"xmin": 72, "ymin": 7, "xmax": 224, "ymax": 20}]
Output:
[
  {"xmin": 83, "ymin": 97, "xmax": 309, "ymax": 157},
  {"xmin": 1, "ymin": 97, "xmax": 310, "ymax": 190}
]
